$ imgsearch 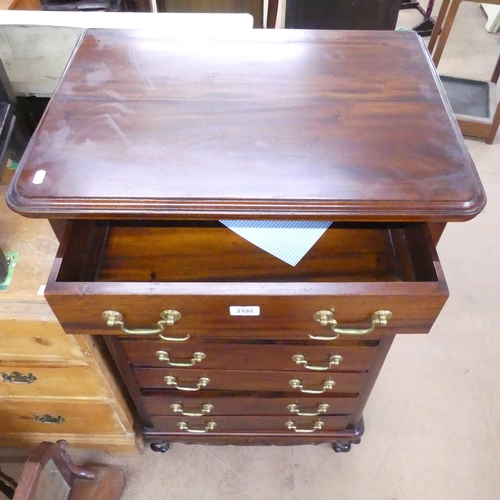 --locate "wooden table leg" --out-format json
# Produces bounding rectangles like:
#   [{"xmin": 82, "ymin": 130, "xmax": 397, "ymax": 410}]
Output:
[
  {"xmin": 491, "ymin": 53, "xmax": 500, "ymax": 84},
  {"xmin": 486, "ymin": 98, "xmax": 500, "ymax": 144},
  {"xmin": 427, "ymin": 0, "xmax": 451, "ymax": 54},
  {"xmin": 486, "ymin": 54, "xmax": 500, "ymax": 144},
  {"xmin": 267, "ymin": 0, "xmax": 279, "ymax": 28},
  {"xmin": 431, "ymin": 0, "xmax": 461, "ymax": 66}
]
